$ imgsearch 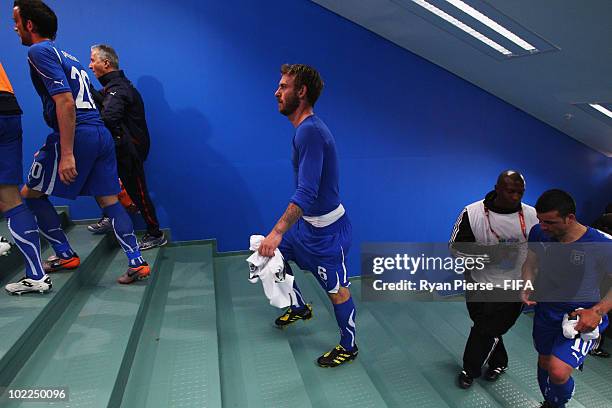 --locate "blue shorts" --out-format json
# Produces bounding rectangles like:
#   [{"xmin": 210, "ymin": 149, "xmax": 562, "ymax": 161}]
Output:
[
  {"xmin": 0, "ymin": 115, "xmax": 23, "ymax": 185},
  {"xmin": 279, "ymin": 214, "xmax": 352, "ymax": 294},
  {"xmin": 533, "ymin": 303, "xmax": 609, "ymax": 368},
  {"xmin": 26, "ymin": 125, "xmax": 120, "ymax": 200}
]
